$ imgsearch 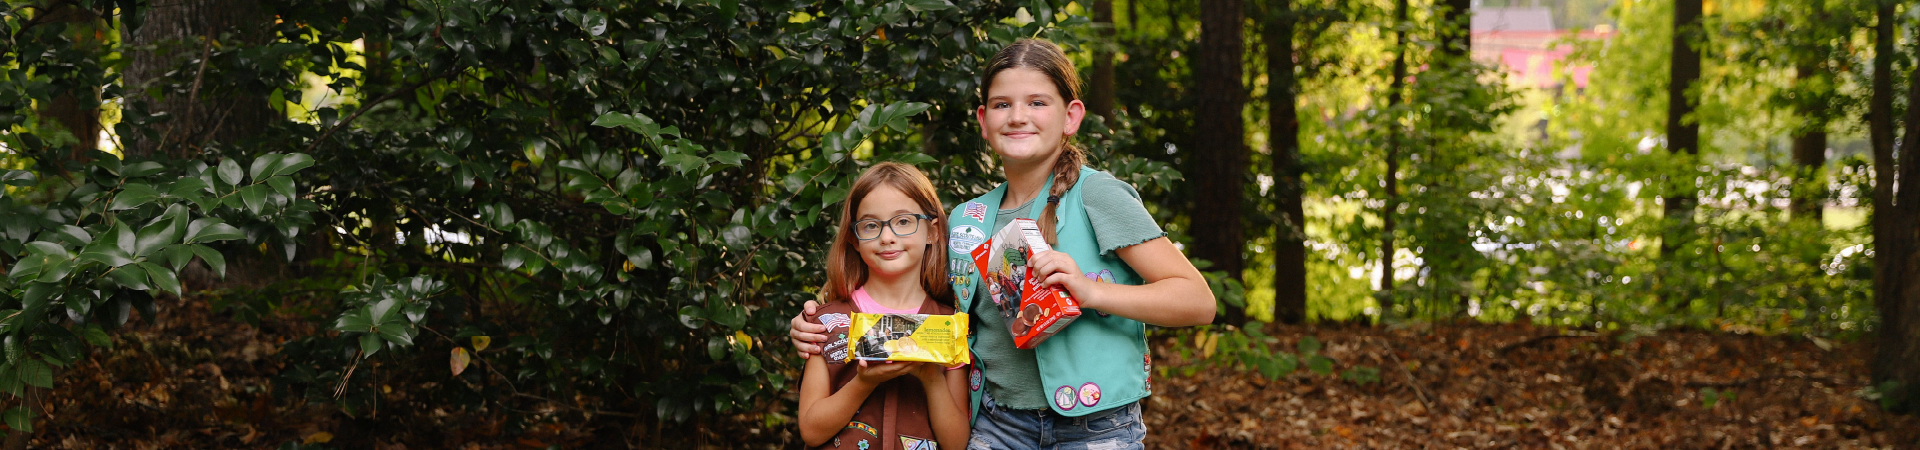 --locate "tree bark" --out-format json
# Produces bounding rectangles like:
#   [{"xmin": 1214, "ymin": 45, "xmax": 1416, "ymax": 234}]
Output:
[
  {"xmin": 1788, "ymin": 0, "xmax": 1829, "ymax": 224},
  {"xmin": 1193, "ymin": 0, "xmax": 1248, "ymax": 325},
  {"xmin": 1089, "ymin": 0, "xmax": 1116, "ymax": 121},
  {"xmin": 121, "ymin": 0, "xmax": 273, "ymax": 158},
  {"xmin": 1661, "ymin": 0, "xmax": 1703, "ymax": 308},
  {"xmin": 33, "ymin": 5, "xmax": 104, "ymax": 163},
  {"xmin": 1870, "ymin": 0, "xmax": 1920, "ymax": 413},
  {"xmin": 1263, "ymin": 0, "xmax": 1306, "ymax": 325},
  {"xmin": 1439, "ymin": 0, "xmax": 1472, "ymax": 63},
  {"xmin": 1379, "ymin": 0, "xmax": 1408, "ymax": 319}
]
